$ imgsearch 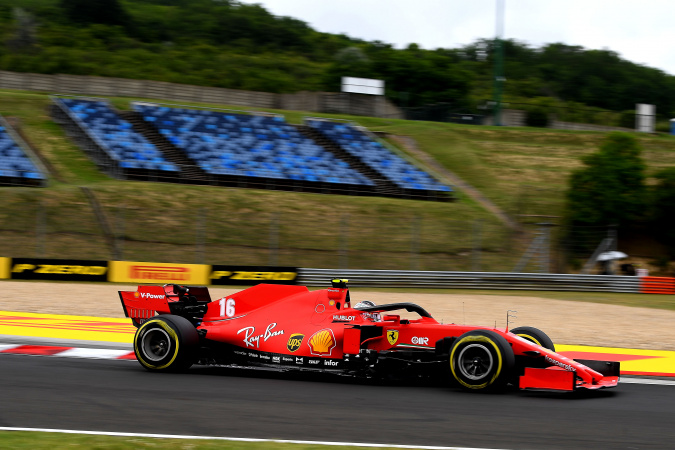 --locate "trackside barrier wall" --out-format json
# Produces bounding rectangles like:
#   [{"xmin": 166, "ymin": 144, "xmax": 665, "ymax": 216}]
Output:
[
  {"xmin": 2, "ymin": 258, "xmax": 298, "ymax": 286},
  {"xmin": 2, "ymin": 257, "xmax": 674, "ymax": 293},
  {"xmin": 297, "ymin": 269, "xmax": 646, "ymax": 293}
]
